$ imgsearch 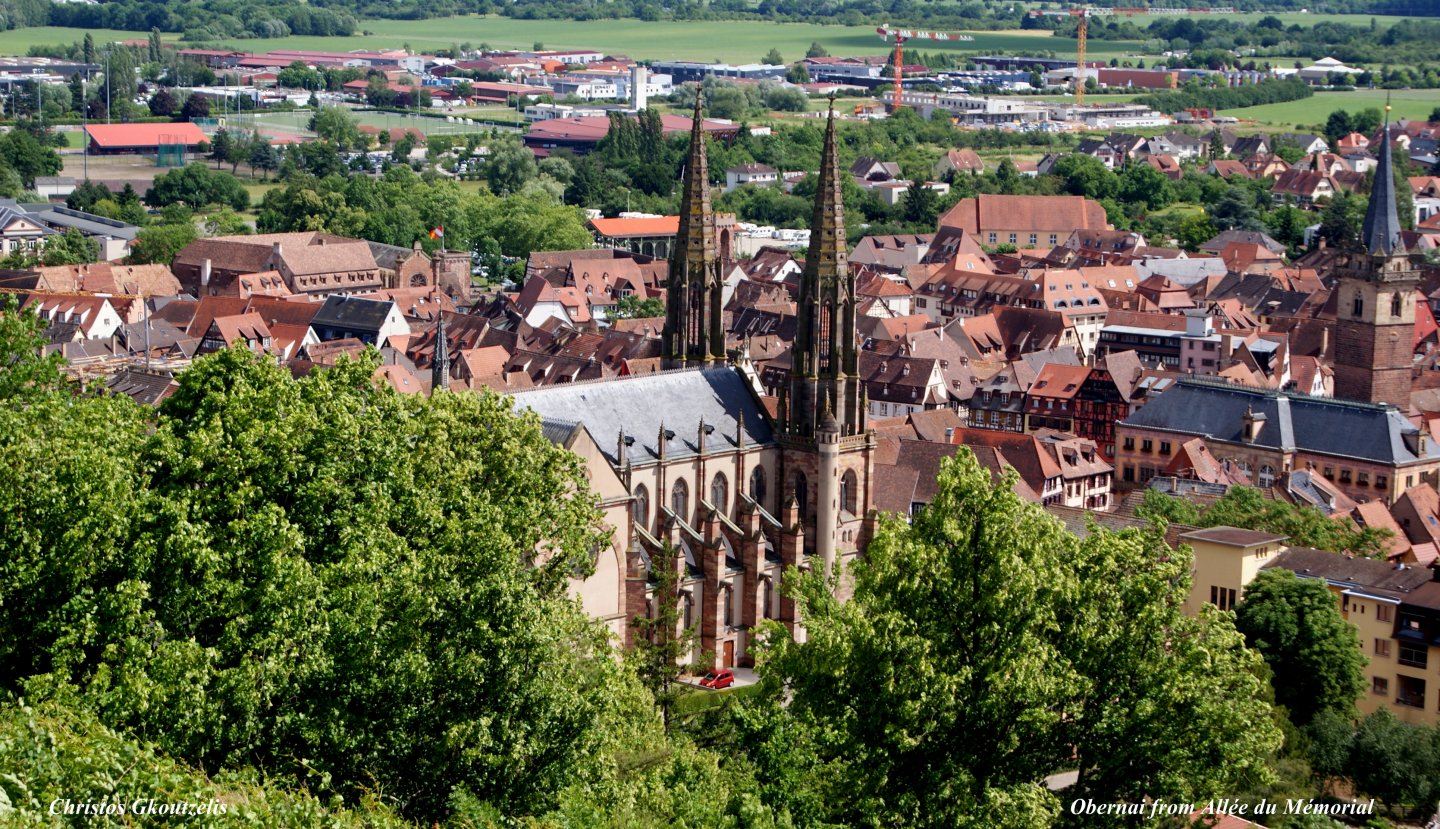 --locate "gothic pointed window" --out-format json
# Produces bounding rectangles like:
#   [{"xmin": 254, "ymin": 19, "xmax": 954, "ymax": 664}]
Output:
[
  {"xmin": 1392, "ymin": 292, "xmax": 1403, "ymax": 318},
  {"xmin": 671, "ymin": 478, "xmax": 689, "ymax": 521},
  {"xmin": 633, "ymin": 484, "xmax": 649, "ymax": 528},
  {"xmin": 841, "ymin": 469, "xmax": 858, "ymax": 514},
  {"xmin": 792, "ymin": 472, "xmax": 808, "ymax": 521},
  {"xmin": 710, "ymin": 472, "xmax": 728, "ymax": 514},
  {"xmin": 1353, "ymin": 296, "xmax": 1363, "ymax": 317},
  {"xmin": 749, "ymin": 466, "xmax": 767, "ymax": 508}
]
